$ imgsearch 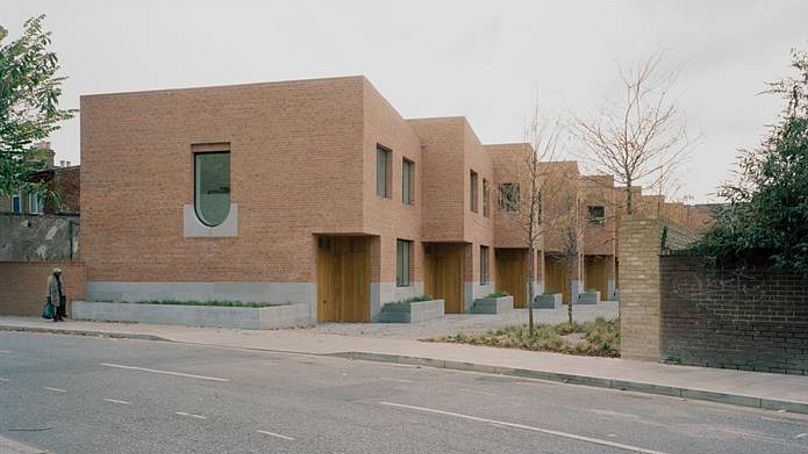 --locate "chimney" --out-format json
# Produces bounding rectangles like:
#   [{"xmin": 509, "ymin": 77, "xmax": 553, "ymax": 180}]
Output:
[
  {"xmin": 34, "ymin": 141, "xmax": 54, "ymax": 167},
  {"xmin": 66, "ymin": 161, "xmax": 71, "ymax": 167},
  {"xmin": 60, "ymin": 160, "xmax": 65, "ymax": 167}
]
